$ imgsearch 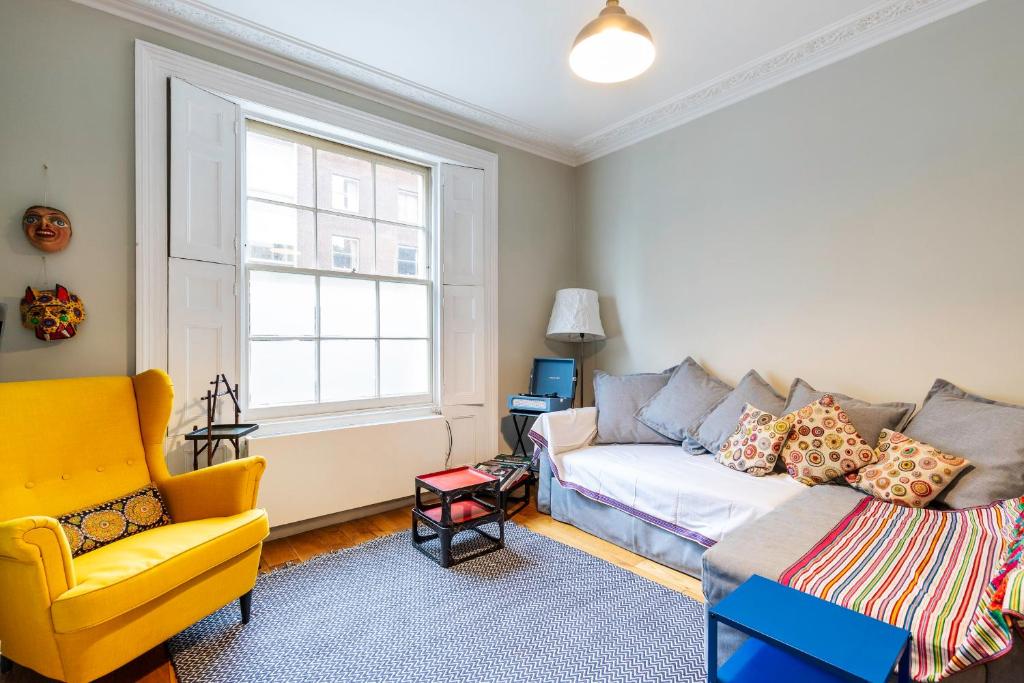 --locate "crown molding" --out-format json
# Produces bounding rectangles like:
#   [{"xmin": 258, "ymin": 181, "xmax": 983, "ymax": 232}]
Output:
[
  {"xmin": 573, "ymin": 0, "xmax": 989, "ymax": 164},
  {"xmin": 71, "ymin": 0, "xmax": 988, "ymax": 167},
  {"xmin": 69, "ymin": 0, "xmax": 578, "ymax": 165}
]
